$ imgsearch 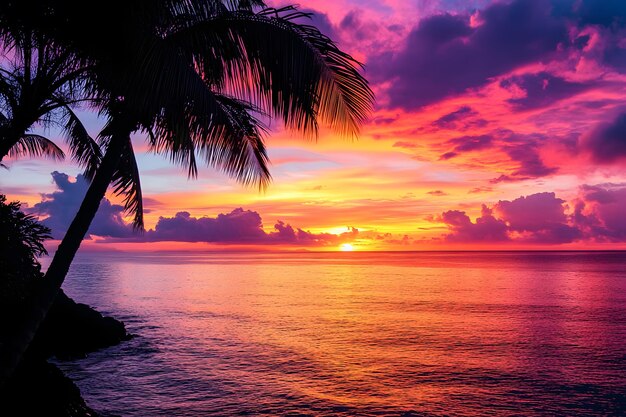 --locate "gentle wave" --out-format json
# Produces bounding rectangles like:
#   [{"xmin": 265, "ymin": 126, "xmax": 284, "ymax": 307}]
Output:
[{"xmin": 52, "ymin": 251, "xmax": 626, "ymax": 416}]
